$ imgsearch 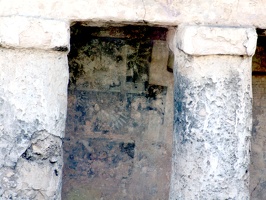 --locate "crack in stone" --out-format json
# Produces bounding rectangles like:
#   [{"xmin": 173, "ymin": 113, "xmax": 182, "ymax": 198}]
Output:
[
  {"xmin": 142, "ymin": 0, "xmax": 147, "ymax": 22},
  {"xmin": 251, "ymin": 180, "xmax": 260, "ymax": 196}
]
